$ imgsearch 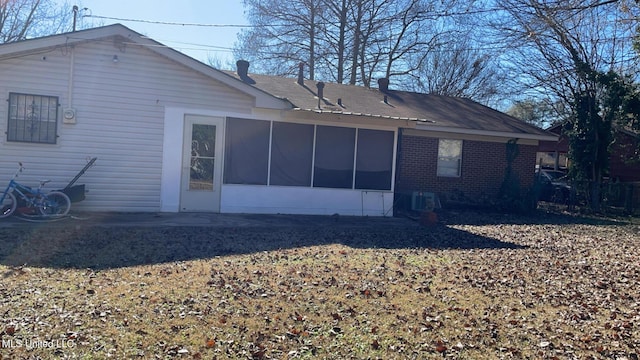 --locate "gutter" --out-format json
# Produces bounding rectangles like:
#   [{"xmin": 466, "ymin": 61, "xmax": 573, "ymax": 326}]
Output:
[{"xmin": 414, "ymin": 123, "xmax": 559, "ymax": 142}]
